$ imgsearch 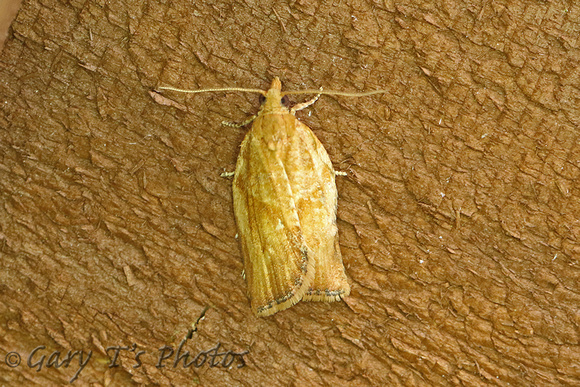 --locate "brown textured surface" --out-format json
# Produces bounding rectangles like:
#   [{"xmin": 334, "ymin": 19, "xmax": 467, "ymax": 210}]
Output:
[{"xmin": 1, "ymin": 0, "xmax": 579, "ymax": 385}]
